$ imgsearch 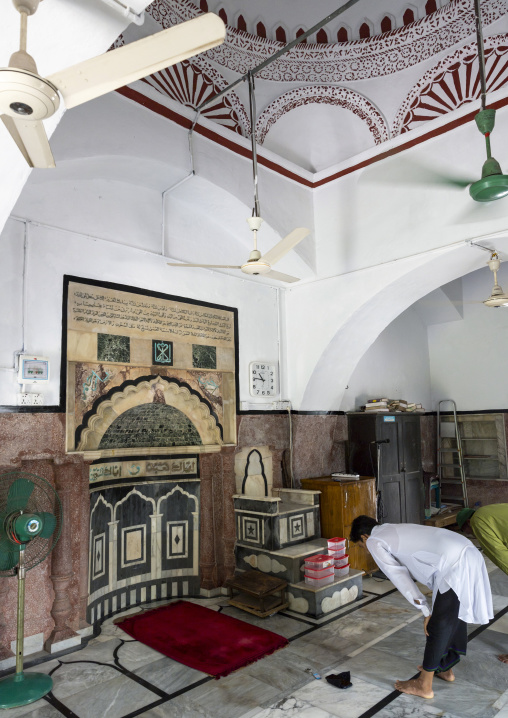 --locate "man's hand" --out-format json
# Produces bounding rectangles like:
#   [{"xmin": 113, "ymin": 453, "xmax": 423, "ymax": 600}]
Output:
[{"xmin": 423, "ymin": 615, "xmax": 431, "ymax": 637}]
